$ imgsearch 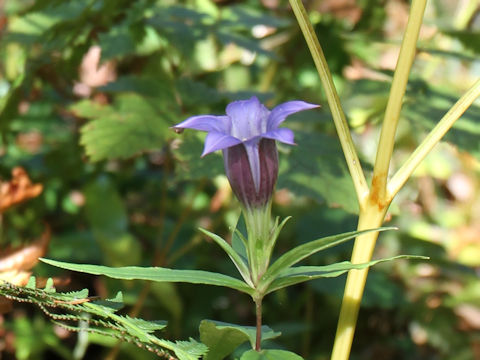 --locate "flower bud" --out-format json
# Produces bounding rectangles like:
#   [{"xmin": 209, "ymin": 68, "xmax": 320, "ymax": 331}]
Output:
[{"xmin": 223, "ymin": 139, "xmax": 278, "ymax": 209}]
